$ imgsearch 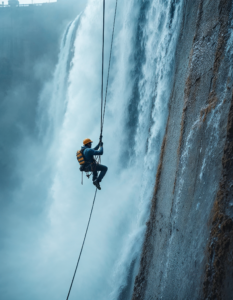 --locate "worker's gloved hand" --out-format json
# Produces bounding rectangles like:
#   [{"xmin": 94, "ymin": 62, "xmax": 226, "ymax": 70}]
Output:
[{"xmin": 99, "ymin": 141, "xmax": 103, "ymax": 147}]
